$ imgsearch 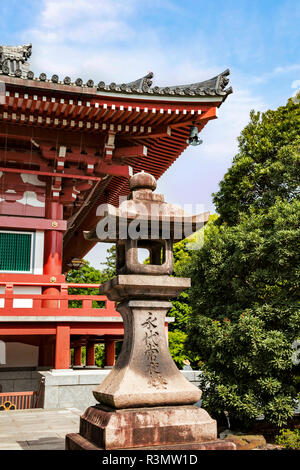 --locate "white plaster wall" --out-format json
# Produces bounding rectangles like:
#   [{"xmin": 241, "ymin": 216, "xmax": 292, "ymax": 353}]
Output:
[
  {"xmin": 0, "ymin": 286, "xmax": 4, "ymax": 308},
  {"xmin": 0, "ymin": 342, "xmax": 38, "ymax": 368},
  {"xmin": 33, "ymin": 230, "xmax": 44, "ymax": 274},
  {"xmin": 0, "ymin": 286, "xmax": 42, "ymax": 309}
]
